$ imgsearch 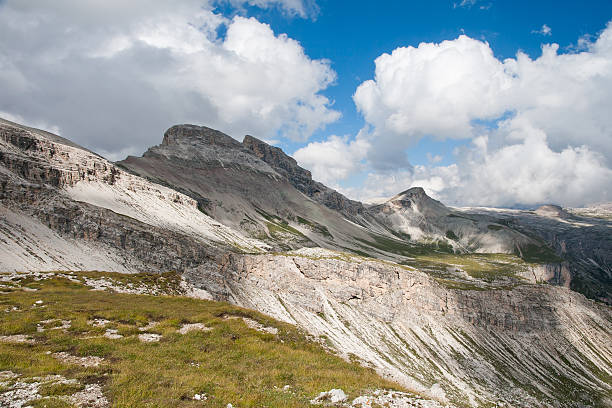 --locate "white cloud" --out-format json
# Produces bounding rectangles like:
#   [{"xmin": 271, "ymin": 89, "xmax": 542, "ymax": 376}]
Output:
[
  {"xmin": 293, "ymin": 134, "xmax": 370, "ymax": 187},
  {"xmin": 345, "ymin": 121, "xmax": 612, "ymax": 207},
  {"xmin": 228, "ymin": 0, "xmax": 318, "ymax": 18},
  {"xmin": 532, "ymin": 24, "xmax": 552, "ymax": 36},
  {"xmin": 427, "ymin": 153, "xmax": 443, "ymax": 164},
  {"xmin": 453, "ymin": 0, "xmax": 491, "ymax": 10},
  {"xmin": 344, "ymin": 21, "xmax": 612, "ymax": 206},
  {"xmin": 354, "ymin": 35, "xmax": 513, "ymax": 143},
  {"xmin": 0, "ymin": 0, "xmax": 337, "ymax": 157}
]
